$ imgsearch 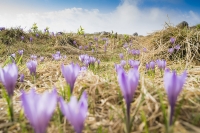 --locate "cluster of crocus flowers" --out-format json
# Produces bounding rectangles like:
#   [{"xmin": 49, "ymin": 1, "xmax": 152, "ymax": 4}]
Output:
[
  {"xmin": 61, "ymin": 63, "xmax": 81, "ymax": 94},
  {"xmin": 26, "ymin": 60, "xmax": 37, "ymax": 76},
  {"xmin": 52, "ymin": 51, "xmax": 62, "ymax": 60},
  {"xmin": 131, "ymin": 49, "xmax": 140, "ymax": 56},
  {"xmin": 79, "ymin": 54, "xmax": 98, "ymax": 67},
  {"xmin": 163, "ymin": 69, "xmax": 187, "ymax": 125},
  {"xmin": 59, "ymin": 91, "xmax": 88, "ymax": 133},
  {"xmin": 128, "ymin": 59, "xmax": 140, "ymax": 69},
  {"xmin": 21, "ymin": 88, "xmax": 57, "ymax": 133},
  {"xmin": 117, "ymin": 66, "xmax": 139, "ymax": 132},
  {"xmin": 146, "ymin": 61, "xmax": 155, "ymax": 70}
]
